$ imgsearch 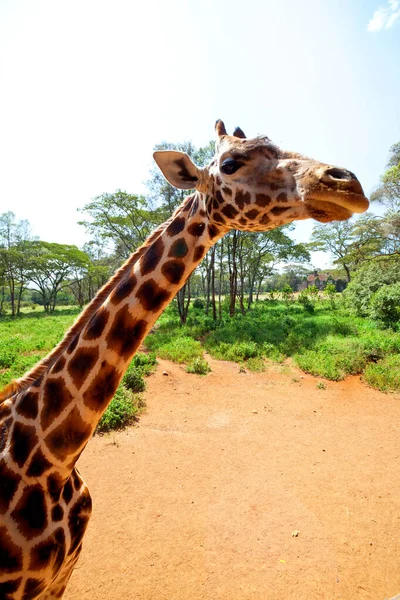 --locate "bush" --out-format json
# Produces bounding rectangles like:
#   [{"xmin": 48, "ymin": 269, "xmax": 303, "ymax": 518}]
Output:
[
  {"xmin": 153, "ymin": 336, "xmax": 203, "ymax": 363},
  {"xmin": 343, "ymin": 258, "xmax": 400, "ymax": 317},
  {"xmin": 363, "ymin": 354, "xmax": 400, "ymax": 392},
  {"xmin": 210, "ymin": 340, "xmax": 259, "ymax": 362},
  {"xmin": 192, "ymin": 298, "xmax": 205, "ymax": 310},
  {"xmin": 97, "ymin": 385, "xmax": 141, "ymax": 432},
  {"xmin": 369, "ymin": 283, "xmax": 400, "ymax": 327},
  {"xmin": 246, "ymin": 357, "xmax": 266, "ymax": 372},
  {"xmin": 123, "ymin": 370, "xmax": 146, "ymax": 392},
  {"xmin": 186, "ymin": 357, "xmax": 211, "ymax": 375}
]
